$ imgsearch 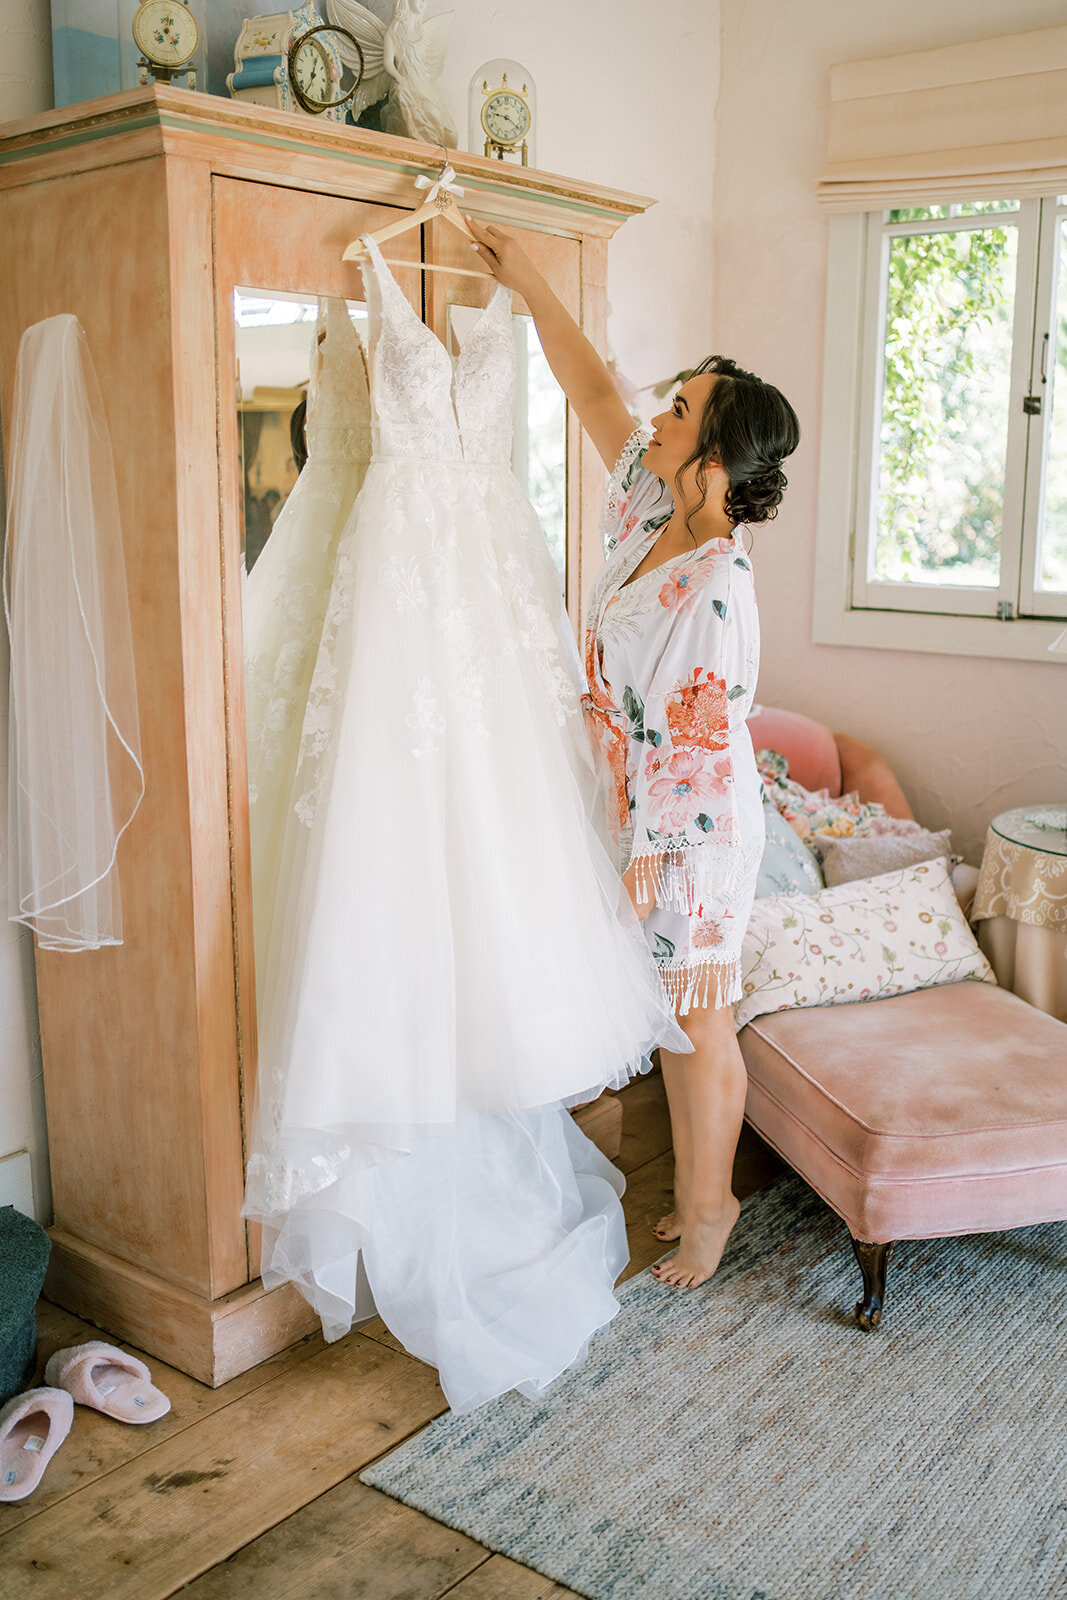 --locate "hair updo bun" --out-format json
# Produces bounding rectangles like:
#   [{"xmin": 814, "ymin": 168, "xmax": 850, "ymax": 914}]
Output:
[
  {"xmin": 683, "ymin": 356, "xmax": 800, "ymax": 530},
  {"xmin": 727, "ymin": 460, "xmax": 790, "ymax": 526}
]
